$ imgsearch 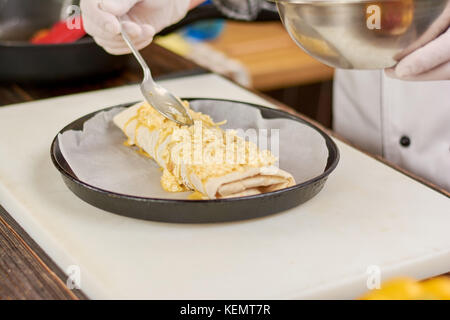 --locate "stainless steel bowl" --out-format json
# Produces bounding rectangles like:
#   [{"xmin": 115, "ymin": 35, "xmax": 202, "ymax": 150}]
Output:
[{"xmin": 274, "ymin": 0, "xmax": 449, "ymax": 69}]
